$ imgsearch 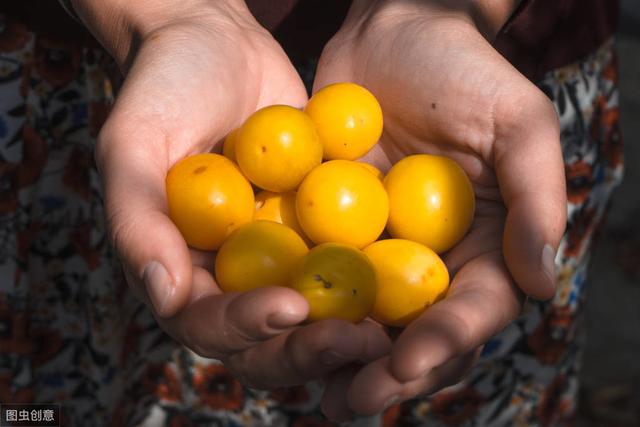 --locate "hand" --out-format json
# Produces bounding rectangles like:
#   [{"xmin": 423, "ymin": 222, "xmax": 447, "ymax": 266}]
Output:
[
  {"xmin": 74, "ymin": 0, "xmax": 391, "ymax": 388},
  {"xmin": 313, "ymin": 0, "xmax": 566, "ymax": 419}
]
